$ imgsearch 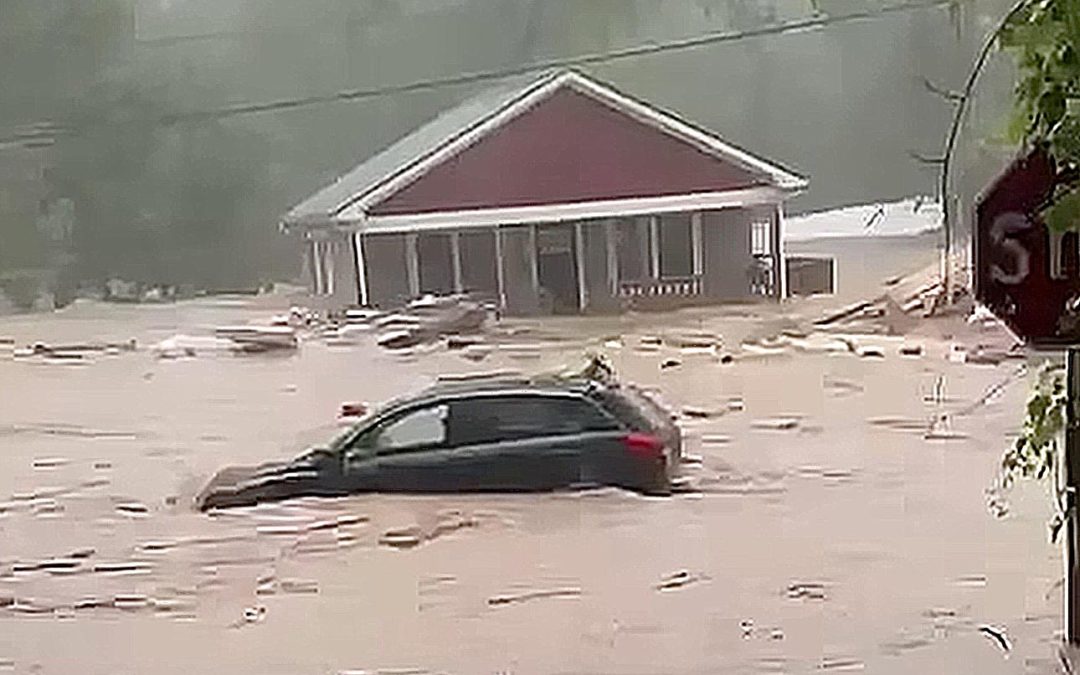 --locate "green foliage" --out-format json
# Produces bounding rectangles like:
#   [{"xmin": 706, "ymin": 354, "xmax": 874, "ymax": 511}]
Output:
[
  {"xmin": 1000, "ymin": 0, "xmax": 1080, "ymax": 231},
  {"xmin": 995, "ymin": 361, "xmax": 1070, "ymax": 541}
]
